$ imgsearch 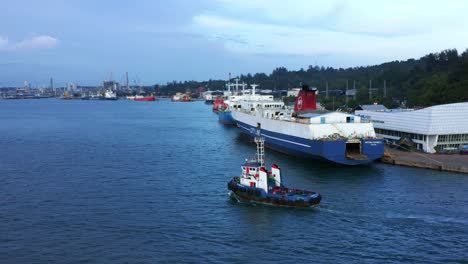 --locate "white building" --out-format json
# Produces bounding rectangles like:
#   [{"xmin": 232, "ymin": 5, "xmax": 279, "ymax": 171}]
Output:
[
  {"xmin": 355, "ymin": 102, "xmax": 468, "ymax": 153},
  {"xmin": 287, "ymin": 88, "xmax": 301, "ymax": 97}
]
